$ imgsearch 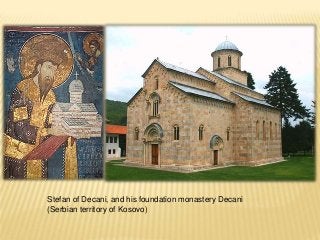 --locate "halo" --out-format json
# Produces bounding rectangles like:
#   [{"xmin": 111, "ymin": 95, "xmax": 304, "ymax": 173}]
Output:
[
  {"xmin": 83, "ymin": 33, "xmax": 103, "ymax": 56},
  {"xmin": 19, "ymin": 34, "xmax": 74, "ymax": 88}
]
